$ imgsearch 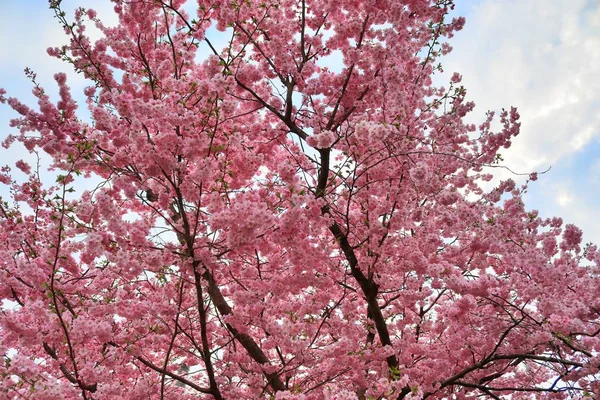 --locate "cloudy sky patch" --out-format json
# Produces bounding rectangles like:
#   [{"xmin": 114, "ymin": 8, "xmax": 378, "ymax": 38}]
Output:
[{"xmin": 445, "ymin": 0, "xmax": 600, "ymax": 245}]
